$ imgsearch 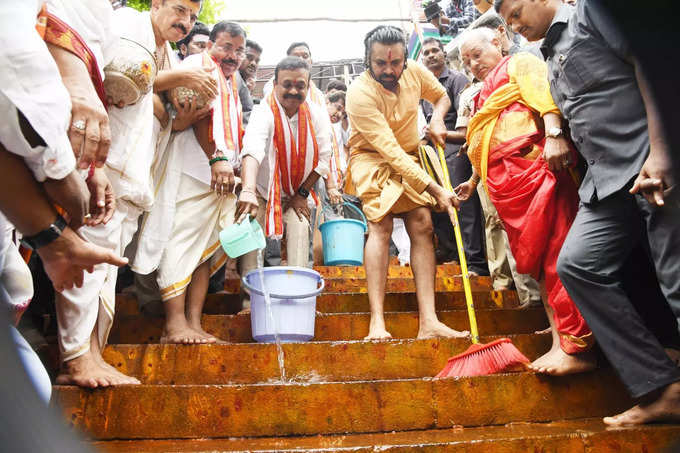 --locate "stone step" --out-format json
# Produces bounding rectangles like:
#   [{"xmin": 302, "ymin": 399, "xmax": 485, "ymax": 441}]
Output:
[
  {"xmin": 100, "ymin": 334, "xmax": 552, "ymax": 385},
  {"xmin": 91, "ymin": 419, "xmax": 680, "ymax": 452},
  {"xmin": 115, "ymin": 290, "xmax": 520, "ymax": 316},
  {"xmin": 108, "ymin": 307, "xmax": 548, "ymax": 344},
  {"xmin": 314, "ymin": 263, "xmax": 461, "ymax": 278},
  {"xmin": 53, "ymin": 370, "xmax": 632, "ymax": 439},
  {"xmin": 224, "ymin": 274, "xmax": 493, "ymax": 294}
]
